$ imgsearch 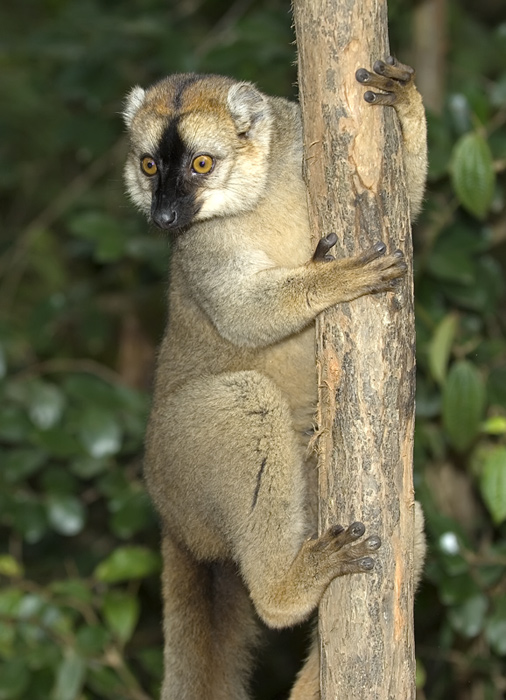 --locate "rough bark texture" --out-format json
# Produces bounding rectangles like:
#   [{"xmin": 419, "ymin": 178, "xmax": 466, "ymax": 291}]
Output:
[{"xmin": 293, "ymin": 1, "xmax": 416, "ymax": 698}]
